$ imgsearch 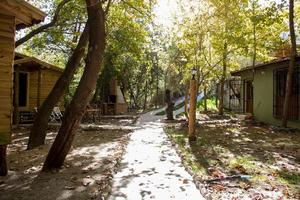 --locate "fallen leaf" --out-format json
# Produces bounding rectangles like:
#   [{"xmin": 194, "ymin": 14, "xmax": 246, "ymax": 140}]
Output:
[
  {"xmin": 211, "ymin": 184, "xmax": 225, "ymax": 191},
  {"xmin": 183, "ymin": 179, "xmax": 189, "ymax": 184},
  {"xmin": 239, "ymin": 181, "xmax": 251, "ymax": 190},
  {"xmin": 234, "ymin": 164, "xmax": 247, "ymax": 174}
]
